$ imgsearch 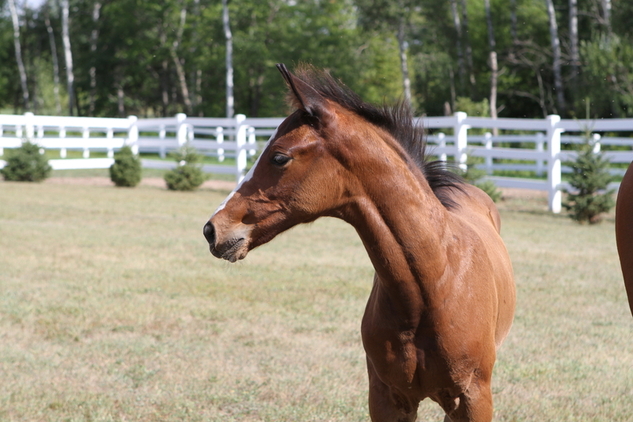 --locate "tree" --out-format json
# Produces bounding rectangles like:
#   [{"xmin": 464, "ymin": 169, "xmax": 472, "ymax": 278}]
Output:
[
  {"xmin": 8, "ymin": 0, "xmax": 30, "ymax": 110},
  {"xmin": 355, "ymin": 0, "xmax": 421, "ymax": 110},
  {"xmin": 88, "ymin": 1, "xmax": 102, "ymax": 116},
  {"xmin": 544, "ymin": 0, "xmax": 565, "ymax": 114},
  {"xmin": 60, "ymin": 0, "xmax": 75, "ymax": 115},
  {"xmin": 484, "ymin": 0, "xmax": 498, "ymax": 134},
  {"xmin": 222, "ymin": 0, "xmax": 233, "ymax": 118},
  {"xmin": 44, "ymin": 2, "xmax": 62, "ymax": 115},
  {"xmin": 563, "ymin": 136, "xmax": 615, "ymax": 224}
]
